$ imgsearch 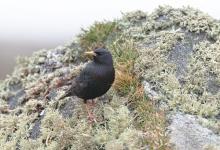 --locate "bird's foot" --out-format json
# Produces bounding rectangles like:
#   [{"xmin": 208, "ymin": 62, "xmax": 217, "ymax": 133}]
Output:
[
  {"xmin": 89, "ymin": 99, "xmax": 97, "ymax": 107},
  {"xmin": 87, "ymin": 112, "xmax": 97, "ymax": 123}
]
